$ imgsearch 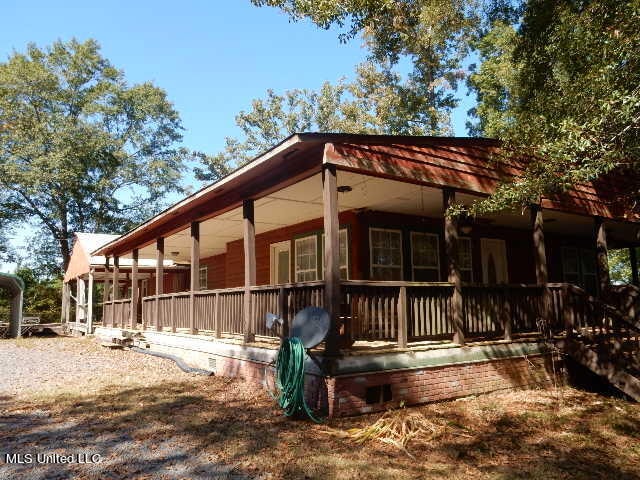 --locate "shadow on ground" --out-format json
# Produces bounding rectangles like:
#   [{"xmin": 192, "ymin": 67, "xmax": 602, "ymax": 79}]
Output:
[{"xmin": 2, "ymin": 375, "xmax": 640, "ymax": 479}]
